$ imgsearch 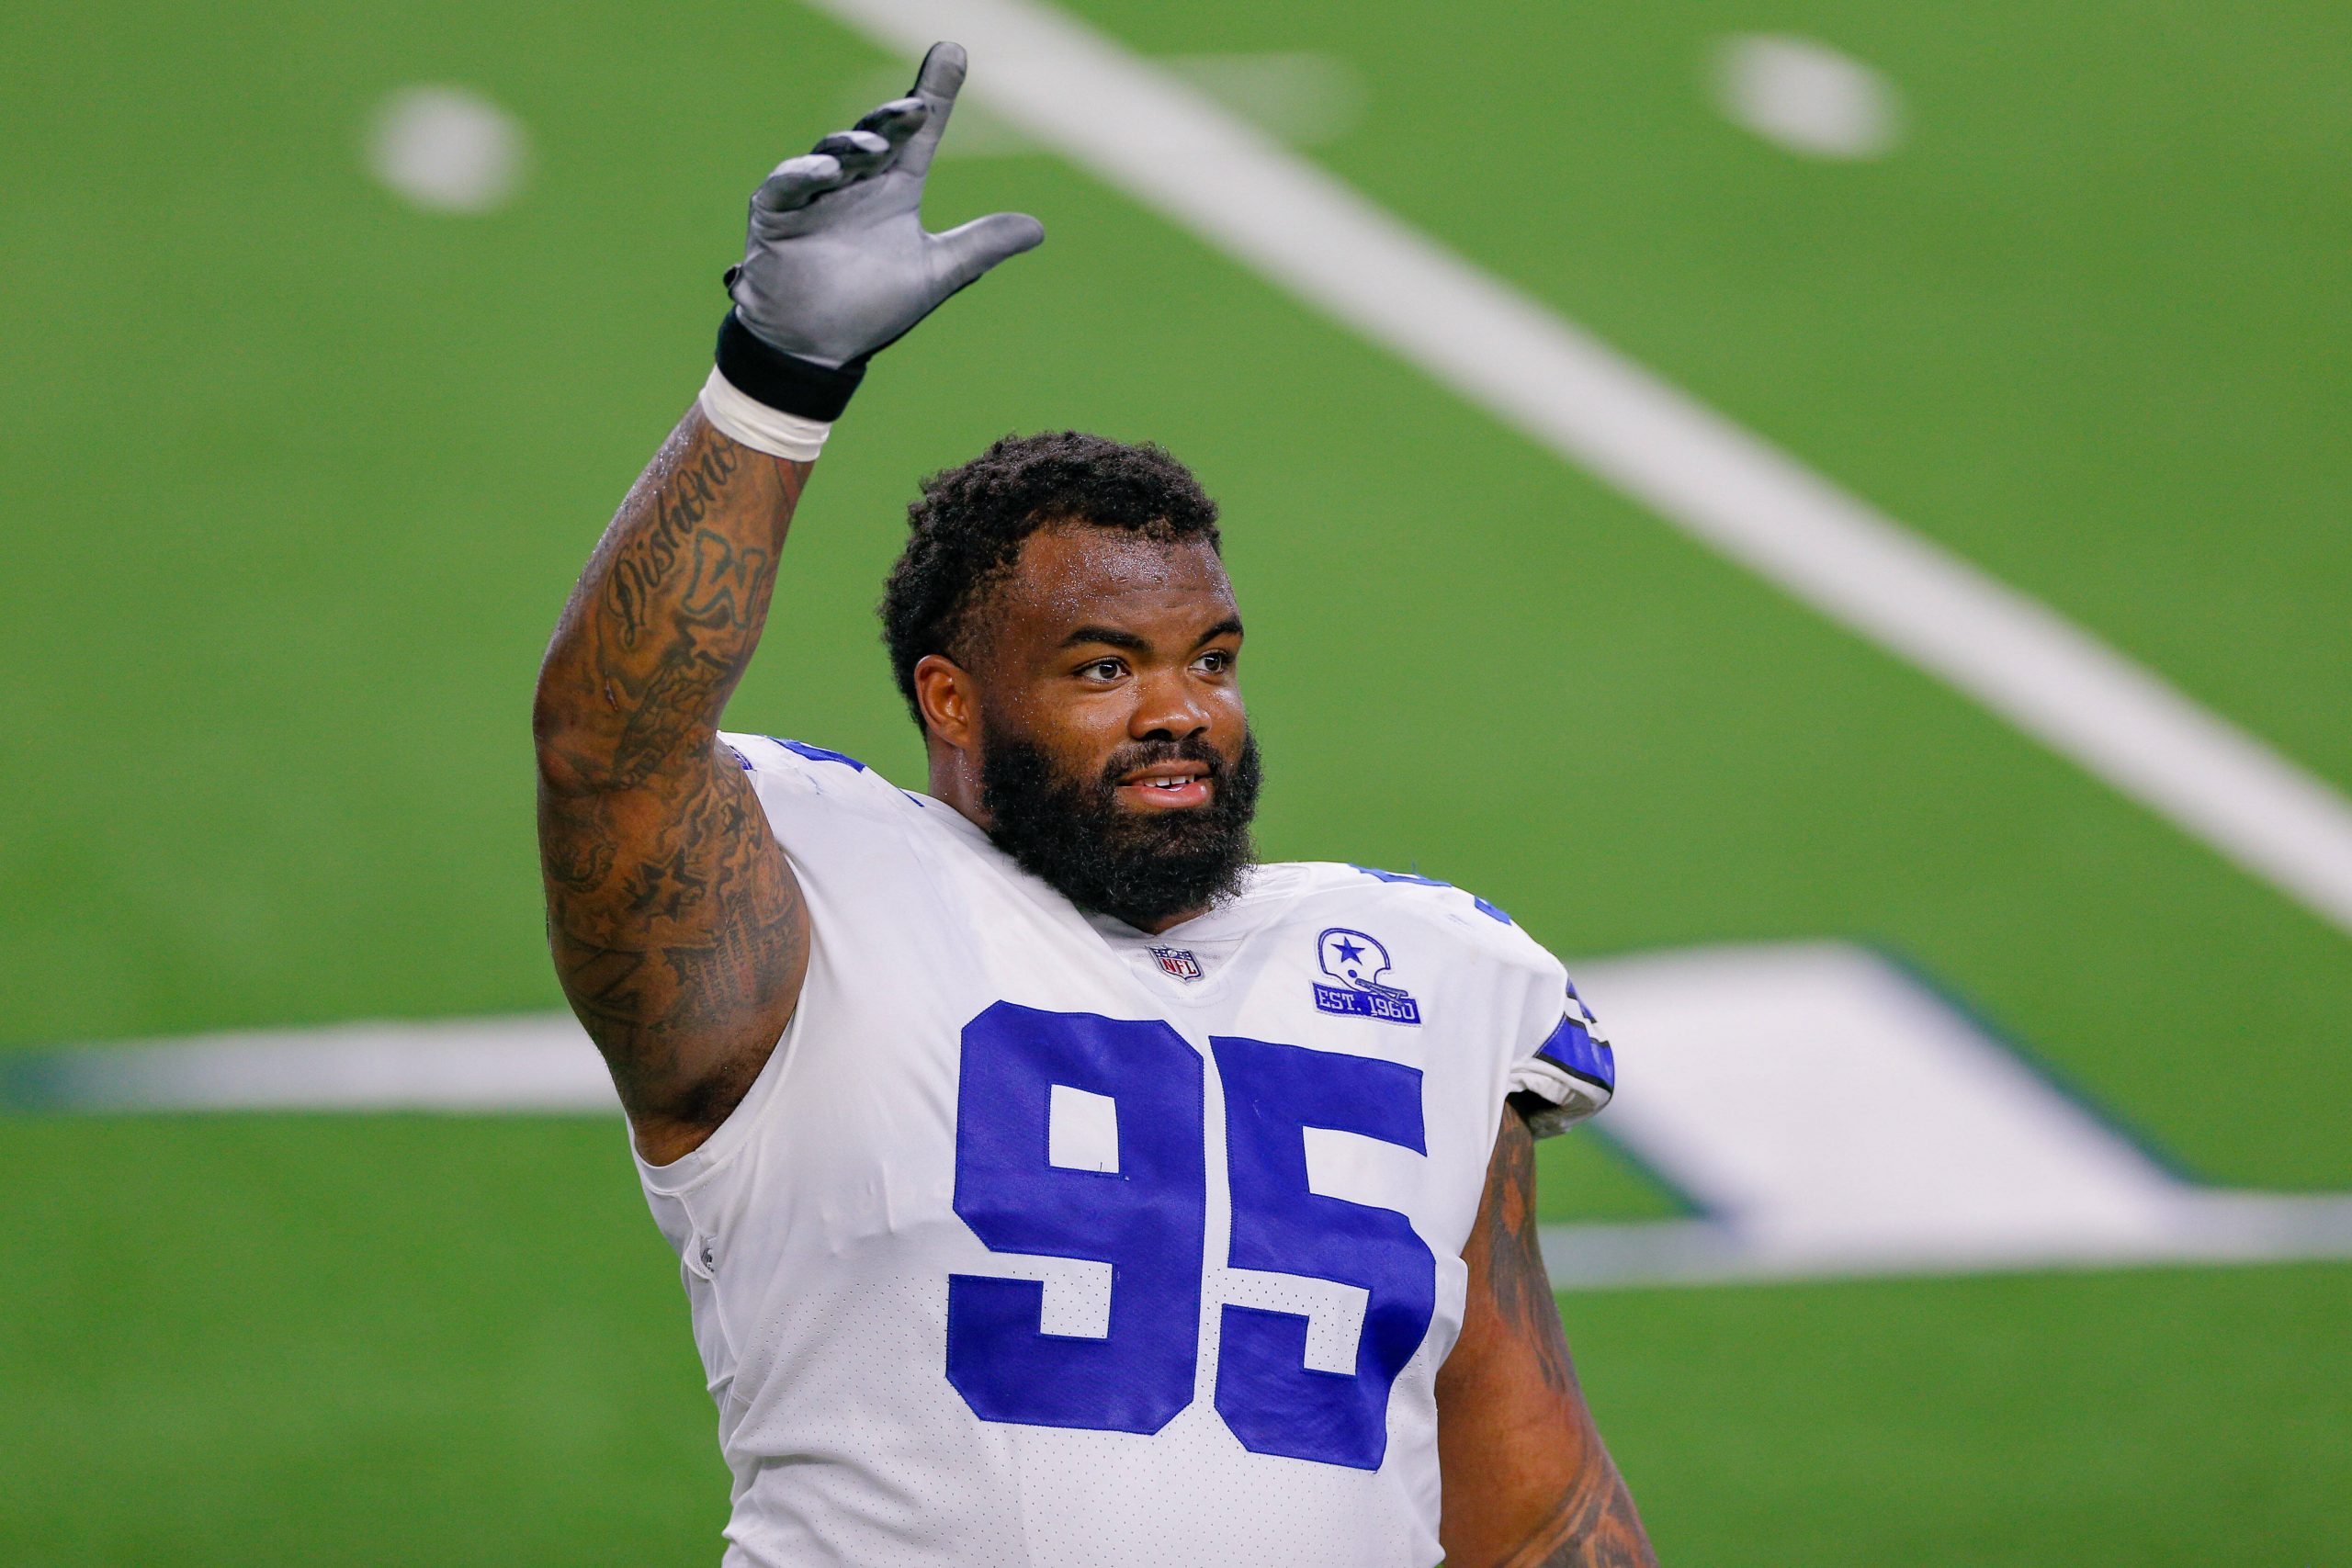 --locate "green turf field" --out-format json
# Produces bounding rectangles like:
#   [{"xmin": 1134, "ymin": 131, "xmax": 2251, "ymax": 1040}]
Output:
[{"xmin": 5, "ymin": 0, "xmax": 2348, "ymax": 1561}]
